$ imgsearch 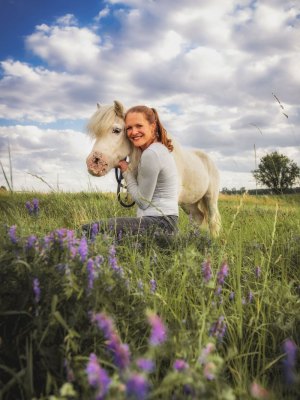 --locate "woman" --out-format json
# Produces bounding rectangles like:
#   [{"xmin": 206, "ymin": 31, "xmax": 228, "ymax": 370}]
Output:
[{"xmin": 82, "ymin": 105, "xmax": 178, "ymax": 238}]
